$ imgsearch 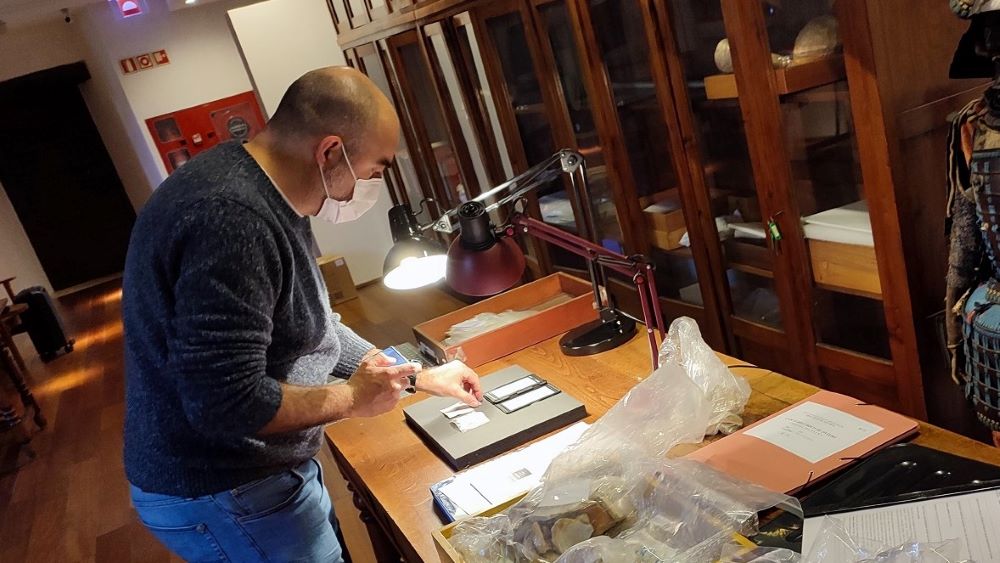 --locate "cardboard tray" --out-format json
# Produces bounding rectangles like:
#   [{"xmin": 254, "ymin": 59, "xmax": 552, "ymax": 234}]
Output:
[
  {"xmin": 433, "ymin": 495, "xmax": 525, "ymax": 563},
  {"xmin": 413, "ymin": 273, "xmax": 599, "ymax": 367}
]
